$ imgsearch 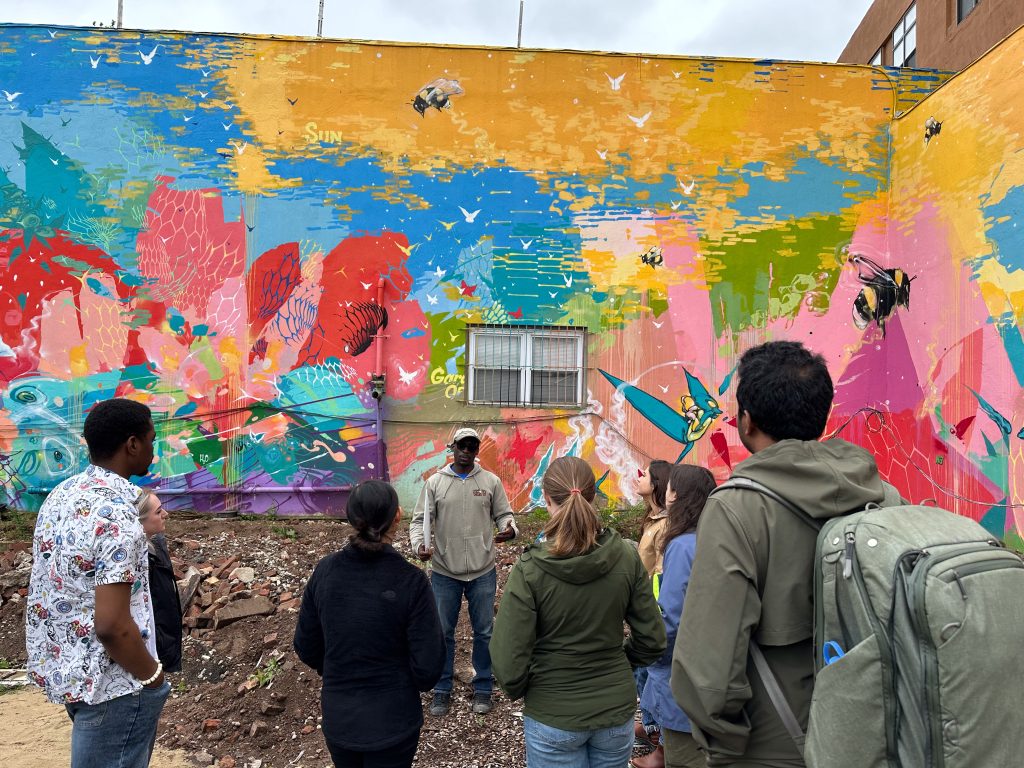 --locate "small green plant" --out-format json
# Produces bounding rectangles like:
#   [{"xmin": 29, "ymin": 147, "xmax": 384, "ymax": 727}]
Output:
[
  {"xmin": 173, "ymin": 679, "xmax": 189, "ymax": 694},
  {"xmin": 0, "ymin": 657, "xmax": 12, "ymax": 670},
  {"xmin": 248, "ymin": 655, "xmax": 283, "ymax": 688},
  {"xmin": 271, "ymin": 525, "xmax": 298, "ymax": 541}
]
